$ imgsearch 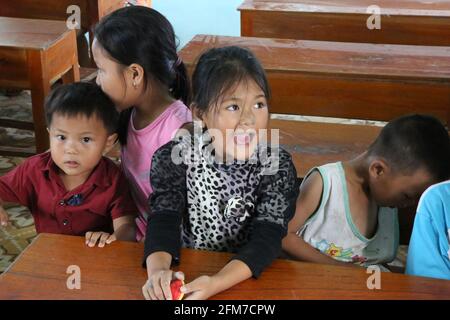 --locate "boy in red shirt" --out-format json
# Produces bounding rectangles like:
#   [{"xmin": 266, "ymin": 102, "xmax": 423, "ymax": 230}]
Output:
[{"xmin": 0, "ymin": 82, "xmax": 136, "ymax": 247}]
